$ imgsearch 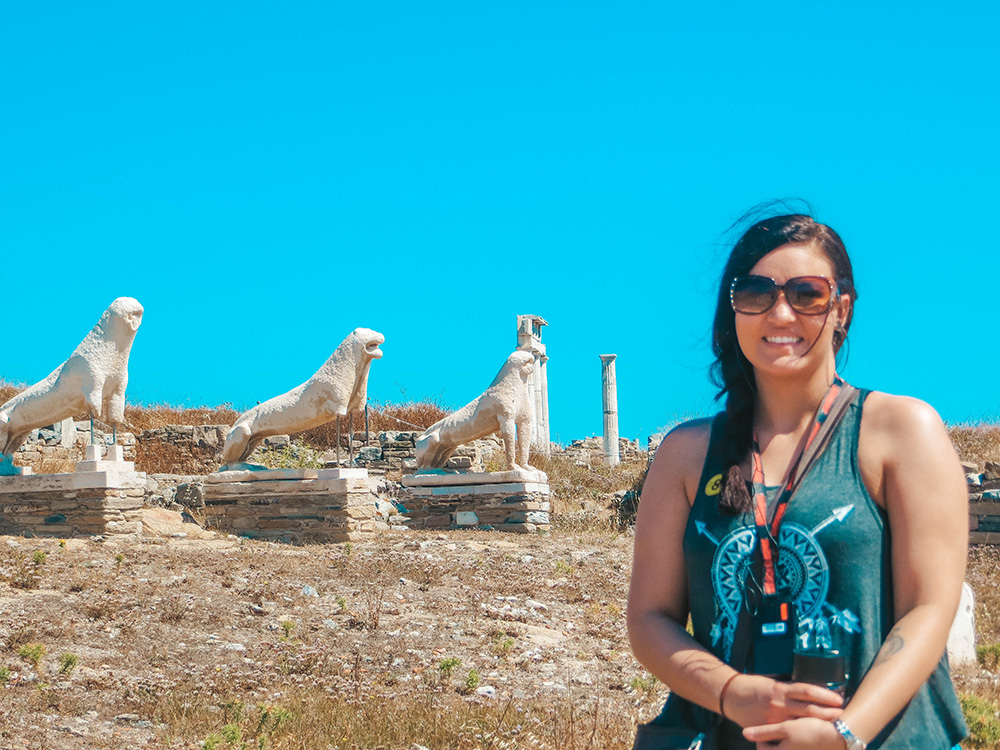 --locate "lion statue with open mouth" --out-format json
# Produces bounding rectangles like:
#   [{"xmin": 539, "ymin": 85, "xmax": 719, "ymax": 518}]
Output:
[{"xmin": 219, "ymin": 327, "xmax": 385, "ymax": 468}]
